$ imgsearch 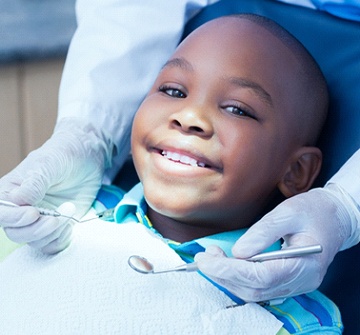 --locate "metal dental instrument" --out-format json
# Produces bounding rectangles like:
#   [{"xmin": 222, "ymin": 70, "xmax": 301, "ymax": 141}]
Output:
[
  {"xmin": 0, "ymin": 199, "xmax": 115, "ymax": 223},
  {"xmin": 128, "ymin": 244, "xmax": 322, "ymax": 274},
  {"xmin": 0, "ymin": 199, "xmax": 80, "ymax": 221},
  {"xmin": 92, "ymin": 207, "xmax": 115, "ymax": 221},
  {"xmin": 128, "ymin": 255, "xmax": 199, "ymax": 274},
  {"xmin": 76, "ymin": 207, "xmax": 116, "ymax": 223},
  {"xmin": 244, "ymin": 244, "xmax": 322, "ymax": 261}
]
